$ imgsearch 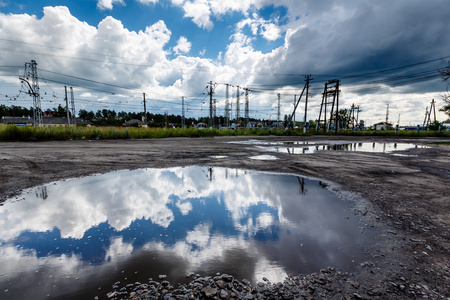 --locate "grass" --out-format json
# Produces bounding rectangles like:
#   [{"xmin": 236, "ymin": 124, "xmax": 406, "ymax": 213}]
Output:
[{"xmin": 0, "ymin": 124, "xmax": 449, "ymax": 141}]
